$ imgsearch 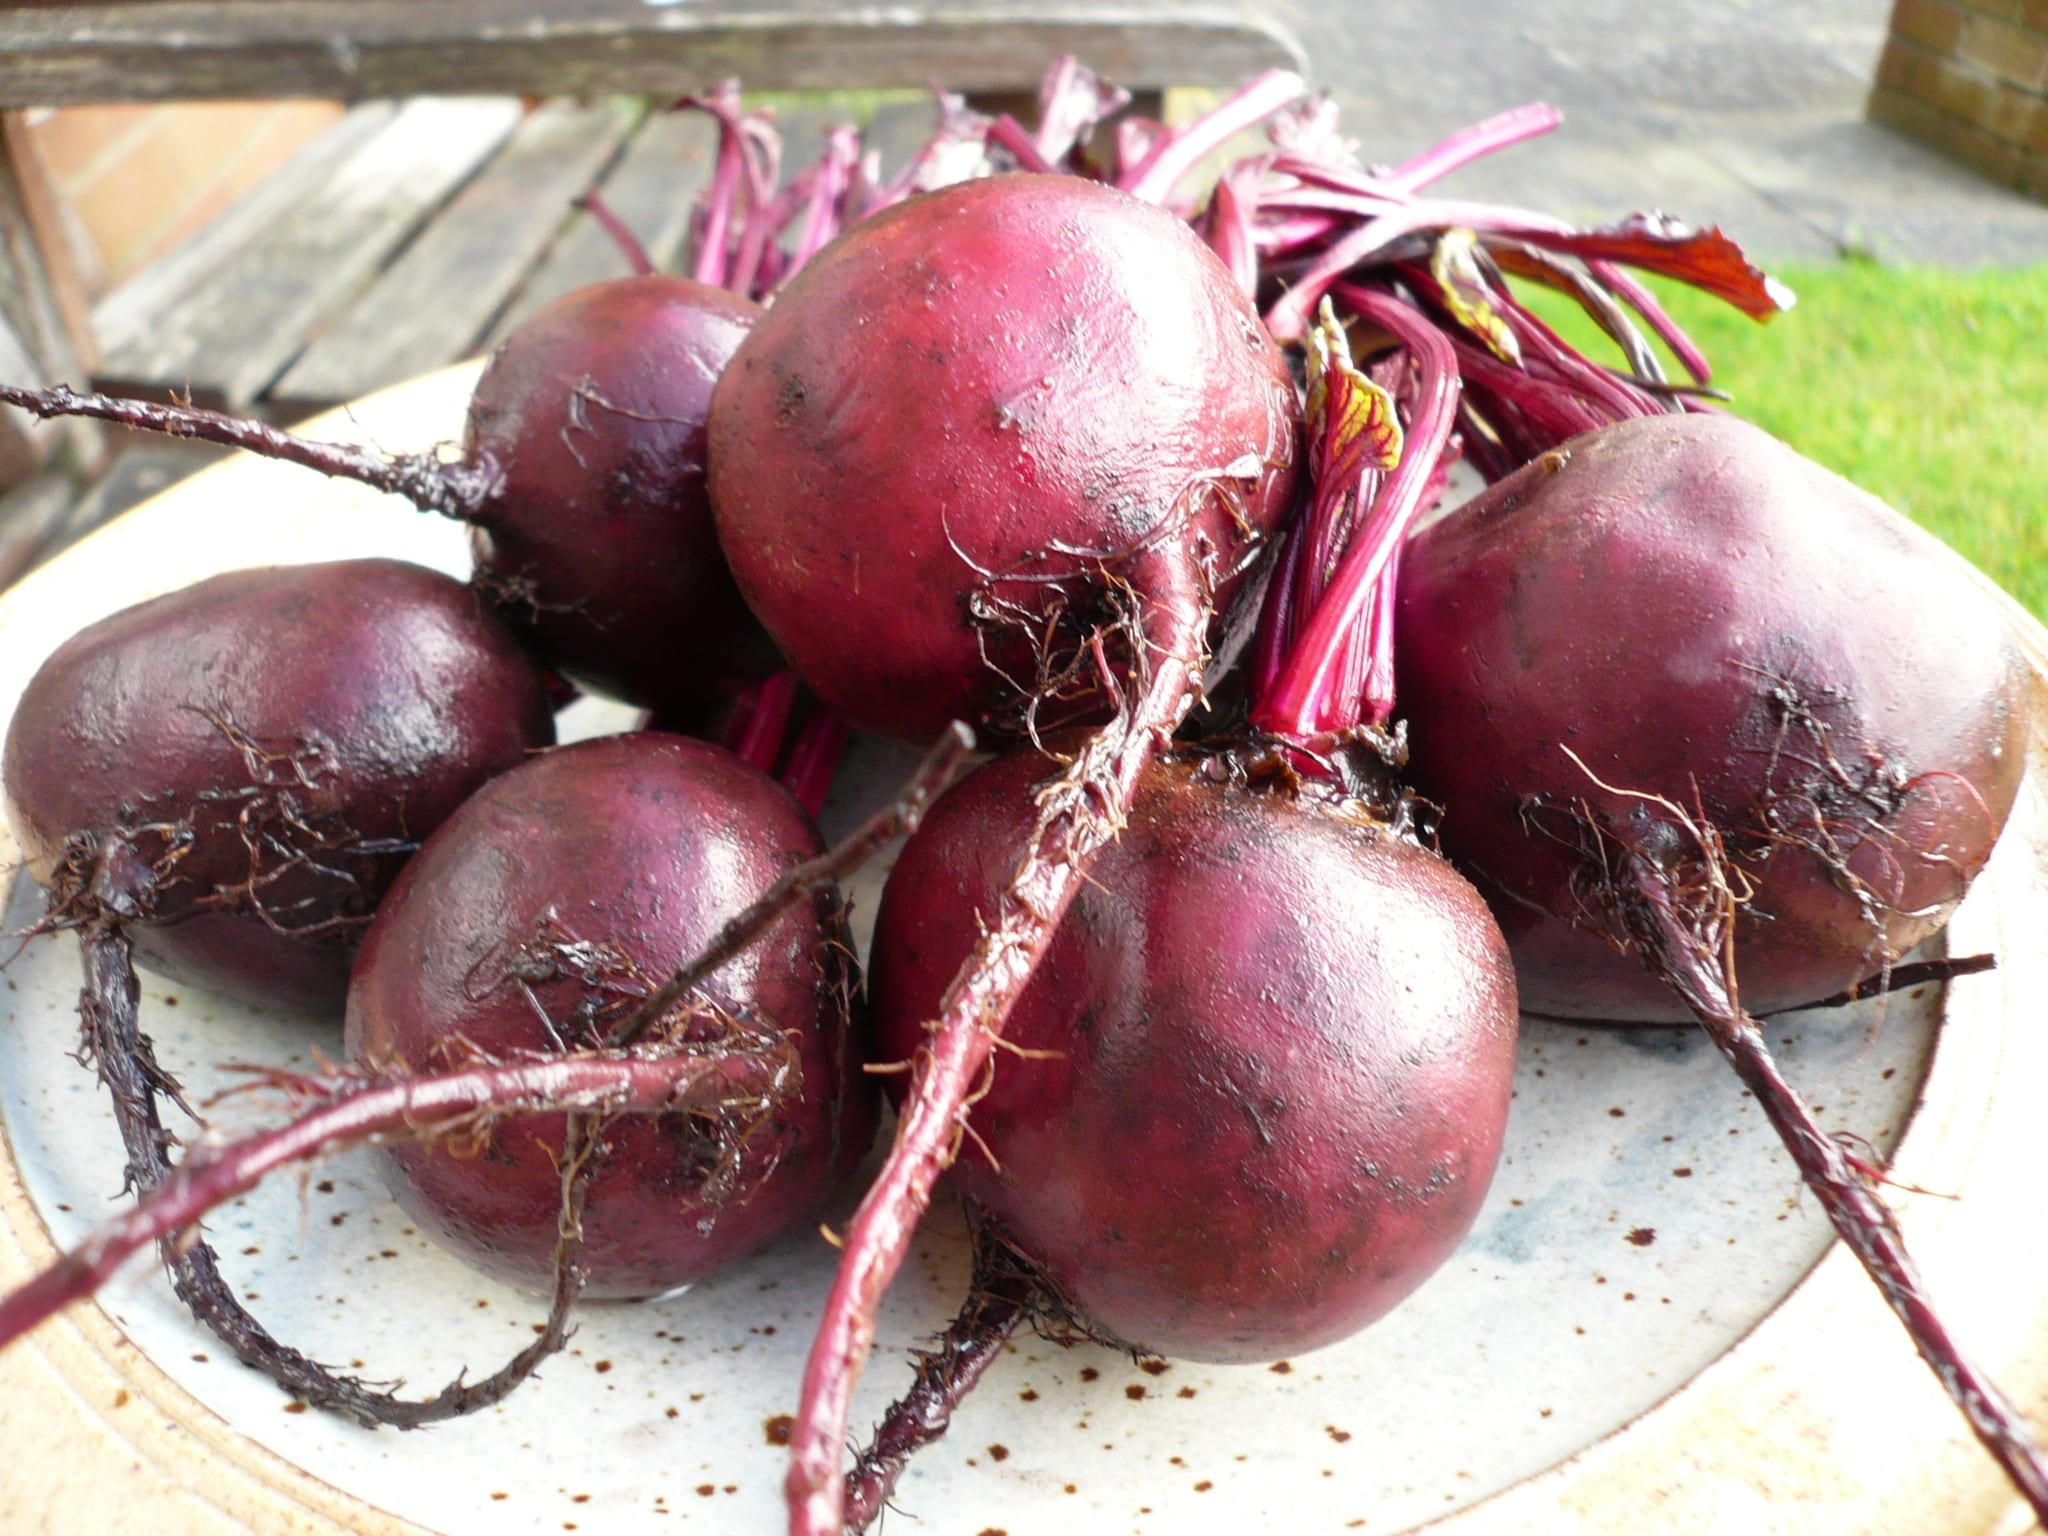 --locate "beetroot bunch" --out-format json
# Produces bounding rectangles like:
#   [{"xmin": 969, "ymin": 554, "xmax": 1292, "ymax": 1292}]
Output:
[{"xmin": 0, "ymin": 58, "xmax": 2043, "ymax": 1536}]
